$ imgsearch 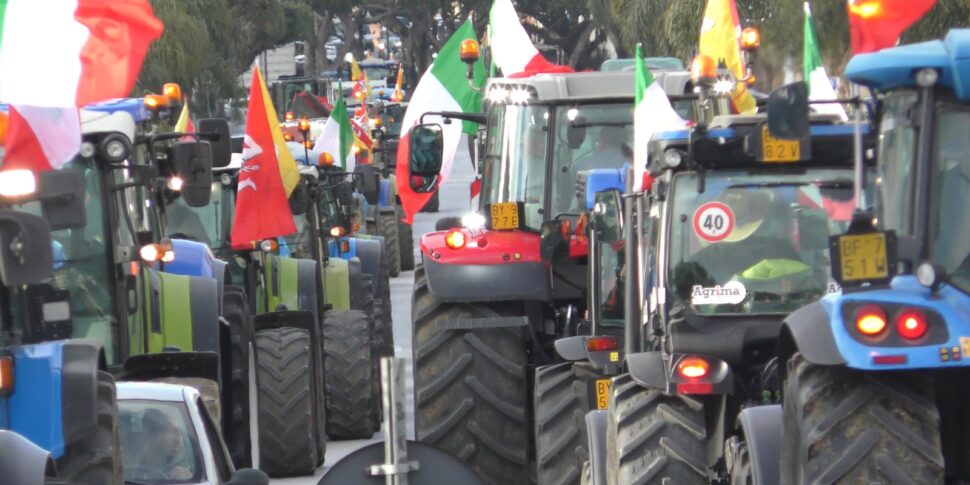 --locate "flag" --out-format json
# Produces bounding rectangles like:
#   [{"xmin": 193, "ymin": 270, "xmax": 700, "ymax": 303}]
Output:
[
  {"xmin": 488, "ymin": 0, "xmax": 573, "ymax": 78},
  {"xmin": 634, "ymin": 45, "xmax": 687, "ymax": 192},
  {"xmin": 174, "ymin": 101, "xmax": 195, "ymax": 133},
  {"xmin": 0, "ymin": 0, "xmax": 163, "ymax": 107},
  {"xmin": 395, "ymin": 19, "xmax": 485, "ymax": 223},
  {"xmin": 847, "ymin": 0, "xmax": 936, "ymax": 55},
  {"xmin": 699, "ymin": 0, "xmax": 757, "ymax": 114},
  {"xmin": 351, "ymin": 58, "xmax": 363, "ymax": 81},
  {"xmin": 804, "ymin": 3, "xmax": 847, "ymax": 120},
  {"xmin": 252, "ymin": 67, "xmax": 300, "ymax": 196},
  {"xmin": 393, "ymin": 65, "xmax": 405, "ymax": 101},
  {"xmin": 230, "ymin": 67, "xmax": 299, "ymax": 249},
  {"xmin": 313, "ymin": 93, "xmax": 356, "ymax": 172},
  {"xmin": 3, "ymin": 106, "xmax": 81, "ymax": 172}
]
